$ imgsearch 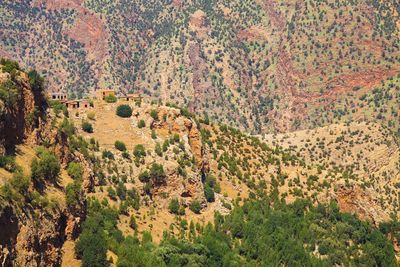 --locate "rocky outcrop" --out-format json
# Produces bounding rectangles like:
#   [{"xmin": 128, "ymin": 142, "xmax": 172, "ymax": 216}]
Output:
[
  {"xmin": 151, "ymin": 106, "xmax": 204, "ymax": 165},
  {"xmin": 0, "ymin": 198, "xmax": 78, "ymax": 266},
  {"xmin": 334, "ymin": 184, "xmax": 390, "ymax": 225},
  {"xmin": 0, "ymin": 70, "xmax": 44, "ymax": 154},
  {"xmin": 150, "ymin": 106, "xmax": 207, "ymax": 204}
]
